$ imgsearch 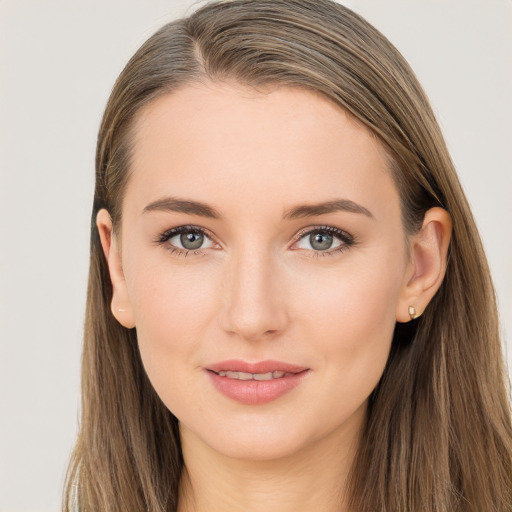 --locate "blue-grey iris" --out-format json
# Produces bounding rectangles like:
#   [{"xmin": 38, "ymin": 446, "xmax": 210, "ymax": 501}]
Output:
[
  {"xmin": 310, "ymin": 232, "xmax": 333, "ymax": 250},
  {"xmin": 181, "ymin": 232, "xmax": 204, "ymax": 250}
]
